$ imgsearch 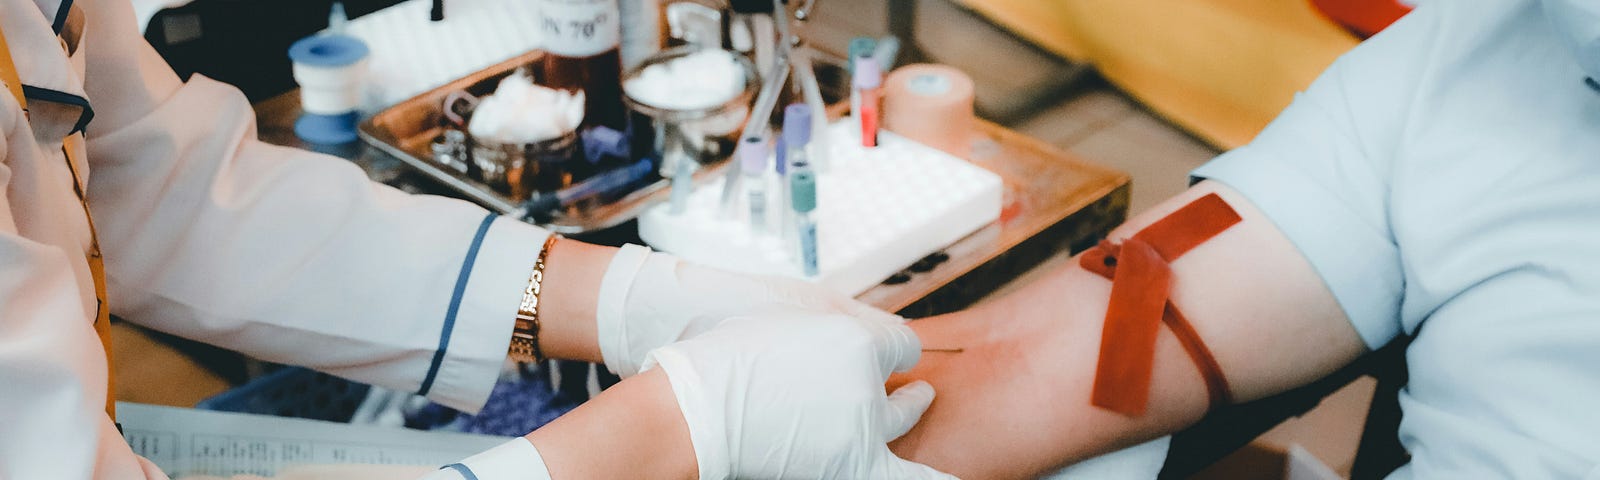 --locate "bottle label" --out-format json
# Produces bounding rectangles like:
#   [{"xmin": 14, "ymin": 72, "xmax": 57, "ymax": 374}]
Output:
[{"xmin": 539, "ymin": 0, "xmax": 621, "ymax": 58}]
